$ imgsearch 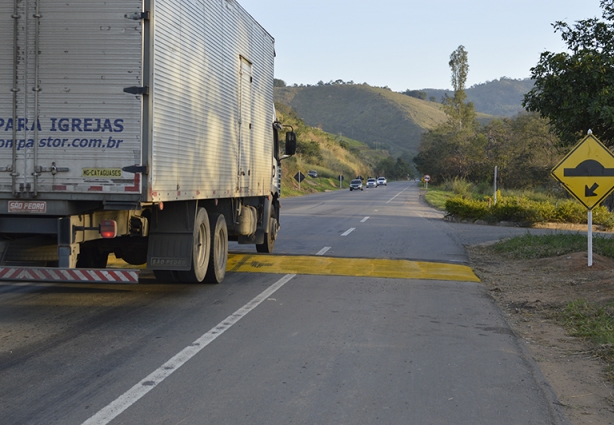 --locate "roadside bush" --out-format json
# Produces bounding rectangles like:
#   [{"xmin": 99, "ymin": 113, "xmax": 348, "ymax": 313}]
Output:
[
  {"xmin": 475, "ymin": 181, "xmax": 493, "ymax": 196},
  {"xmin": 445, "ymin": 197, "xmax": 489, "ymax": 220},
  {"xmin": 444, "ymin": 196, "xmax": 614, "ymax": 228},
  {"xmin": 441, "ymin": 177, "xmax": 474, "ymax": 198},
  {"xmin": 490, "ymin": 197, "xmax": 533, "ymax": 222},
  {"xmin": 553, "ymin": 200, "xmax": 585, "ymax": 224},
  {"xmin": 296, "ymin": 140, "xmax": 323, "ymax": 164},
  {"xmin": 530, "ymin": 201, "xmax": 557, "ymax": 222},
  {"xmin": 502, "ymin": 188, "xmax": 558, "ymax": 204},
  {"xmin": 592, "ymin": 206, "xmax": 614, "ymax": 228}
]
